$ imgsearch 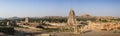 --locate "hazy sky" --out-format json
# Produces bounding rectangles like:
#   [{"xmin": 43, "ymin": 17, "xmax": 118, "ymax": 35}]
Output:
[{"xmin": 0, "ymin": 0, "xmax": 120, "ymax": 18}]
